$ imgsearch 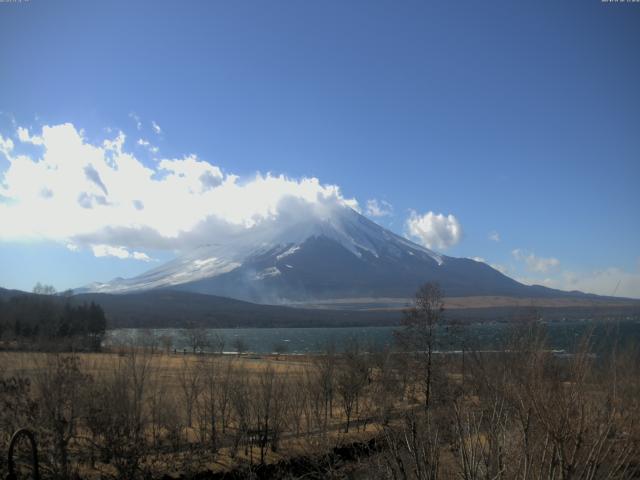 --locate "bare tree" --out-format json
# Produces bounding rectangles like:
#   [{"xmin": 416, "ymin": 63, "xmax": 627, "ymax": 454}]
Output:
[
  {"xmin": 287, "ymin": 373, "xmax": 308, "ymax": 437},
  {"xmin": 83, "ymin": 349, "xmax": 153, "ymax": 479},
  {"xmin": 33, "ymin": 354, "xmax": 87, "ymax": 479},
  {"xmin": 252, "ymin": 366, "xmax": 288, "ymax": 463},
  {"xmin": 336, "ymin": 340, "xmax": 369, "ymax": 433},
  {"xmin": 158, "ymin": 334, "xmax": 173, "ymax": 354},
  {"xmin": 395, "ymin": 282, "xmax": 444, "ymax": 412},
  {"xmin": 196, "ymin": 357, "xmax": 219, "ymax": 452},
  {"xmin": 216, "ymin": 358, "xmax": 235, "ymax": 435},
  {"xmin": 182, "ymin": 326, "xmax": 211, "ymax": 354},
  {"xmin": 177, "ymin": 357, "xmax": 203, "ymax": 428},
  {"xmin": 32, "ymin": 282, "xmax": 57, "ymax": 295},
  {"xmin": 136, "ymin": 328, "xmax": 159, "ymax": 353},
  {"xmin": 232, "ymin": 336, "xmax": 249, "ymax": 355},
  {"xmin": 211, "ymin": 332, "xmax": 225, "ymax": 355},
  {"xmin": 229, "ymin": 362, "xmax": 251, "ymax": 459},
  {"xmin": 313, "ymin": 341, "xmax": 337, "ymax": 430}
]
